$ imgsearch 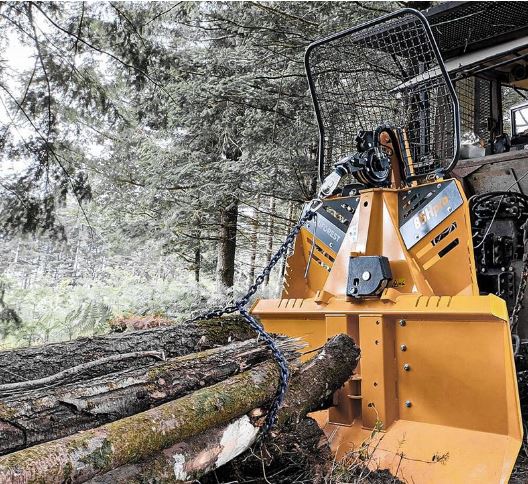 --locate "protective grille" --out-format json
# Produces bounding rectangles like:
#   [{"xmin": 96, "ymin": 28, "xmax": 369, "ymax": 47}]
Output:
[
  {"xmin": 306, "ymin": 10, "xmax": 459, "ymax": 183},
  {"xmin": 503, "ymin": 86, "xmax": 526, "ymax": 135},
  {"xmin": 429, "ymin": 2, "xmax": 528, "ymax": 59},
  {"xmin": 456, "ymin": 77, "xmax": 491, "ymax": 141}
]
